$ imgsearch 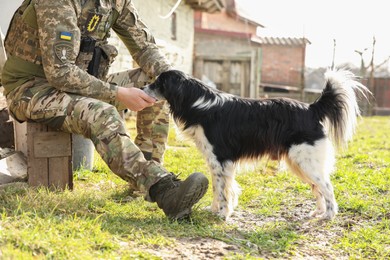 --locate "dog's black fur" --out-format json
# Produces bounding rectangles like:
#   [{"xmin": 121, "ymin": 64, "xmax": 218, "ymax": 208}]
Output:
[{"xmin": 143, "ymin": 69, "xmax": 369, "ymax": 220}]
